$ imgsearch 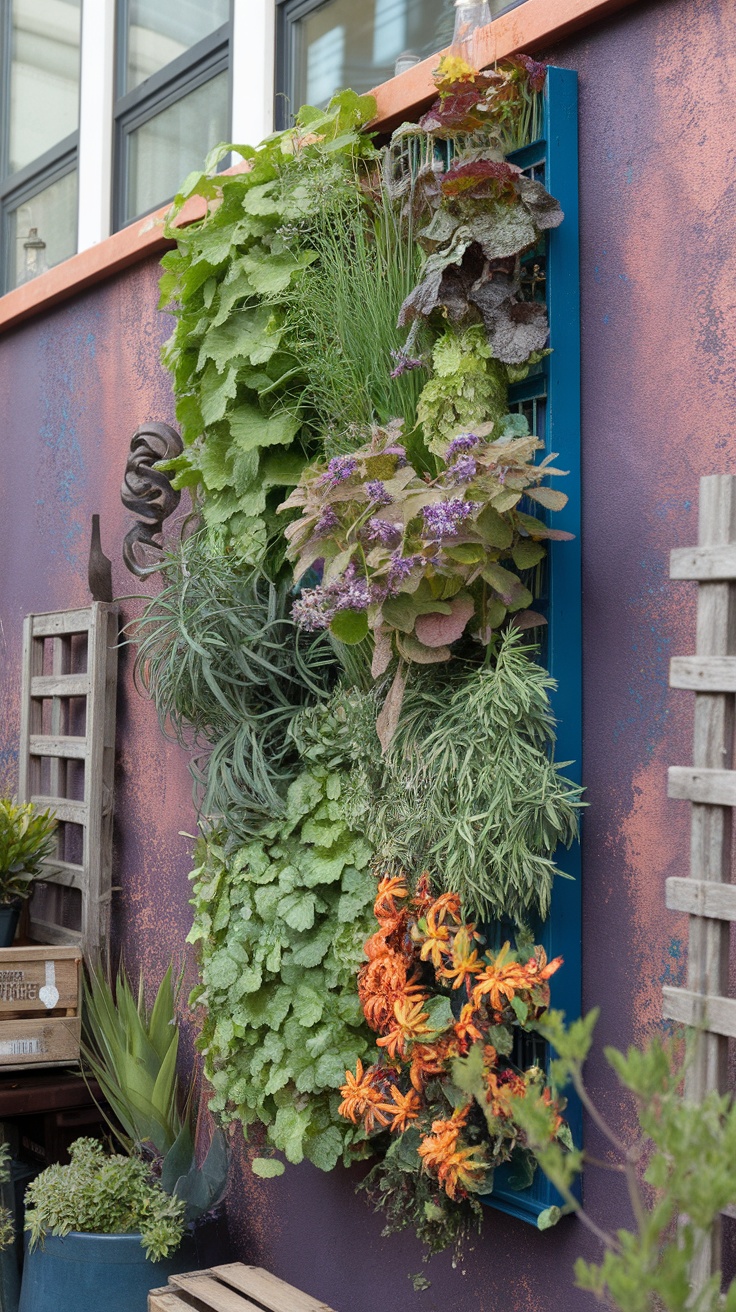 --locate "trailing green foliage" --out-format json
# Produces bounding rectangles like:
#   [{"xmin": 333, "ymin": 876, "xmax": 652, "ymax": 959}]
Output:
[
  {"xmin": 0, "ymin": 798, "xmax": 56, "ymax": 902},
  {"xmin": 187, "ymin": 732, "xmax": 377, "ymax": 1170},
  {"xmin": 0, "ymin": 1145, "xmax": 15, "ymax": 1252},
  {"xmin": 131, "ymin": 533, "xmax": 336, "ymax": 836},
  {"xmin": 513, "ymin": 1012, "xmax": 736, "ymax": 1312},
  {"xmin": 416, "ymin": 326, "xmax": 509, "ymax": 453},
  {"xmin": 157, "ymin": 91, "xmax": 378, "ymax": 561},
  {"xmin": 24, "ymin": 1139, "xmax": 186, "ymax": 1261}
]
